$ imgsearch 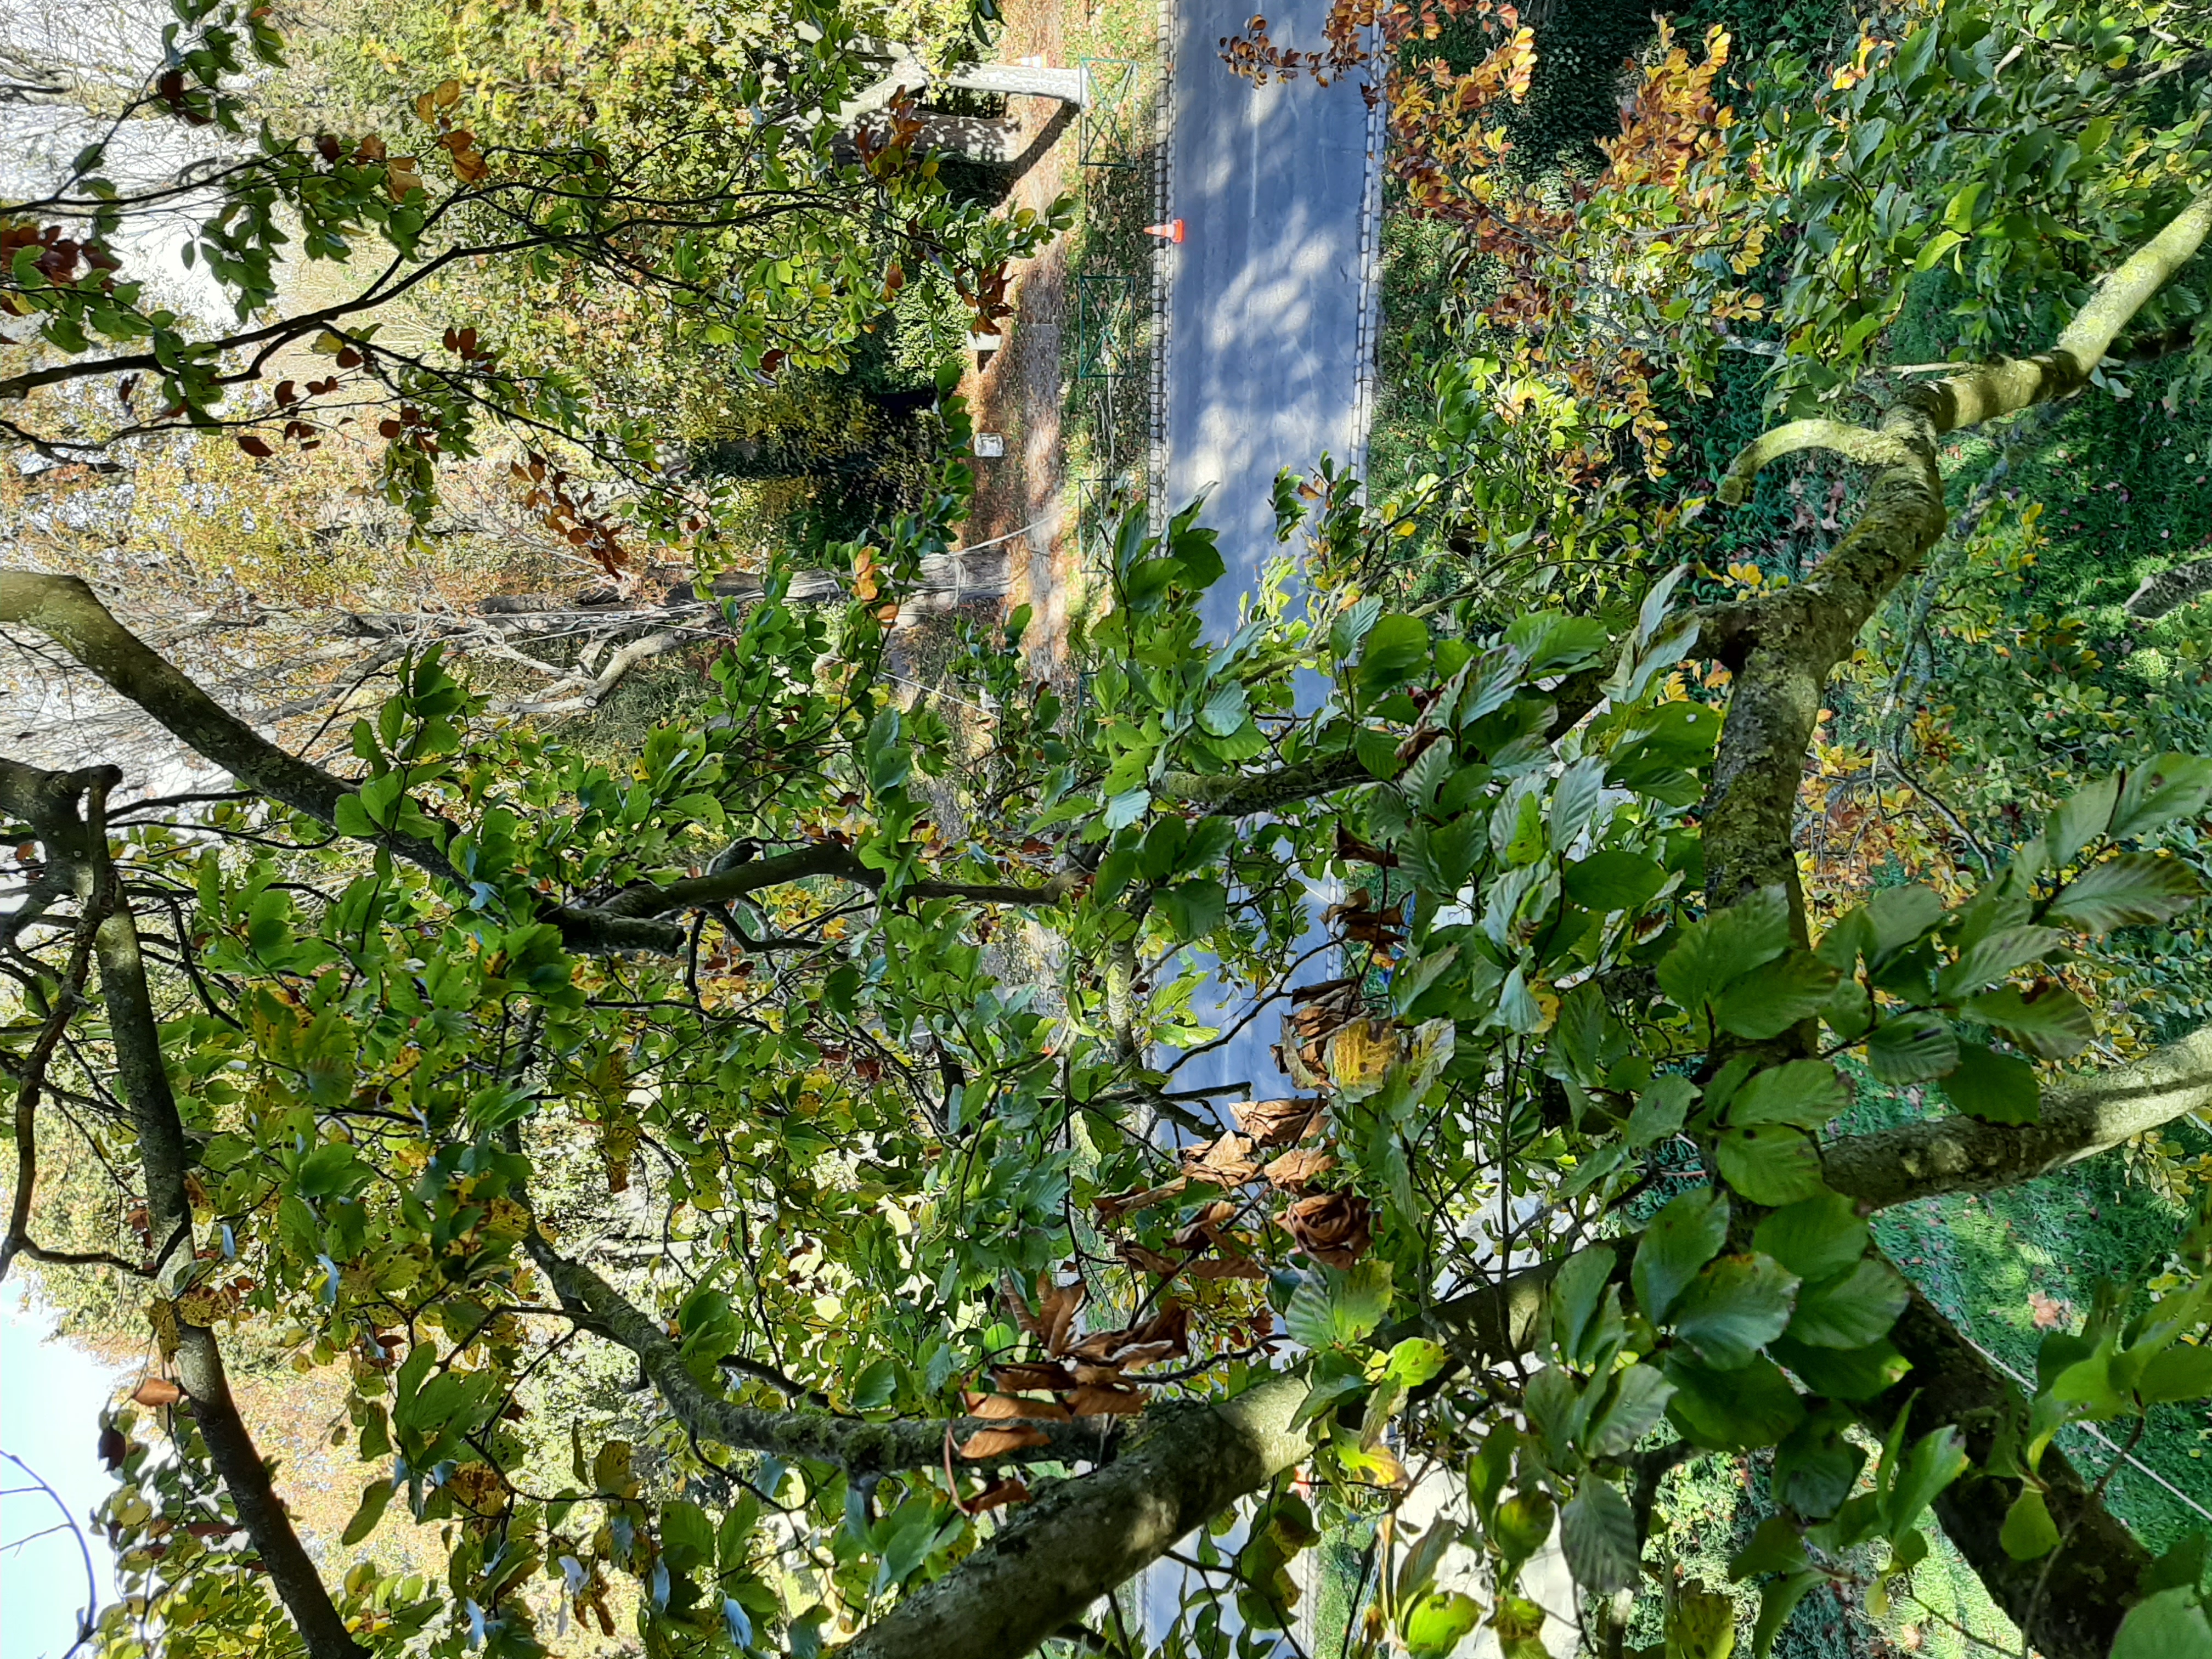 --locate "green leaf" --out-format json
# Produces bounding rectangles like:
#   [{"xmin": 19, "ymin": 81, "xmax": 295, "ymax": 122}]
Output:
[
  {"xmin": 1492, "ymin": 1488, "xmax": 1555, "ymax": 1573},
  {"xmin": 1358, "ymin": 614, "xmax": 1431, "ymax": 697},
  {"xmin": 1102, "ymin": 788, "xmax": 1150, "ymax": 830},
  {"xmin": 1729, "ymin": 1515, "xmax": 1808, "ymax": 1579},
  {"xmin": 1285, "ymin": 1260, "xmax": 1395, "ymax": 1349},
  {"xmin": 1999, "ymin": 1487, "xmax": 2060, "ymax": 1561},
  {"xmin": 1912, "ymin": 227, "xmax": 1966, "ymax": 272},
  {"xmin": 2046, "ymin": 853, "xmax": 2202, "ymax": 932},
  {"xmin": 1665, "ymin": 1581, "xmax": 1740, "ymax": 1659},
  {"xmin": 1403, "ymin": 1591, "xmax": 1483, "ymax": 1658},
  {"xmin": 1355, "ymin": 726, "xmax": 1403, "ymax": 779},
  {"xmin": 2112, "ymin": 1588, "xmax": 2212, "ymax": 1659},
  {"xmin": 2045, "ymin": 772, "xmax": 2120, "ymax": 866},
  {"xmin": 1865, "ymin": 1012, "xmax": 1959, "ymax": 1082},
  {"xmin": 1672, "ymin": 1254, "xmax": 1802, "ymax": 1370},
  {"xmin": 1818, "ymin": 885, "xmax": 1944, "ymax": 969},
  {"xmin": 662, "ymin": 1498, "xmax": 716, "ymax": 1570},
  {"xmin": 1665, "ymin": 1353, "xmax": 1804, "ymax": 1450},
  {"xmin": 1586, "ymin": 1363, "xmax": 1676, "ymax": 1457},
  {"xmin": 341, "ymin": 1477, "xmax": 393, "ymax": 1546},
  {"xmin": 1505, "ymin": 611, "xmax": 1610, "ymax": 674},
  {"xmin": 1728, "ymin": 1061, "xmax": 1847, "ymax": 1130},
  {"xmin": 1384, "ymin": 1338, "xmax": 1452, "ymax": 1389},
  {"xmin": 2111, "ymin": 754, "xmax": 2212, "ymax": 840},
  {"xmin": 1939, "ymin": 1043, "xmax": 2040, "ymax": 1124},
  {"xmin": 1716, "ymin": 952, "xmax": 1841, "ymax": 1040},
  {"xmin": 1962, "ymin": 984, "xmax": 2092, "ymax": 1060},
  {"xmin": 1549, "ymin": 757, "xmax": 1608, "ymax": 851},
  {"xmin": 1716, "ymin": 1125, "xmax": 1825, "ymax": 1205},
  {"xmin": 1564, "ymin": 850, "xmax": 1667, "ymax": 913},
  {"xmin": 851, "ymin": 1357, "xmax": 899, "ymax": 1411},
  {"xmin": 334, "ymin": 793, "xmax": 376, "ymax": 837},
  {"xmin": 1198, "ymin": 680, "xmax": 1249, "ymax": 737},
  {"xmin": 1775, "ymin": 1409, "xmax": 1865, "ymax": 1519},
  {"xmin": 1155, "ymin": 879, "xmax": 1228, "ymax": 941},
  {"xmin": 1768, "ymin": 1335, "xmax": 1911, "ymax": 1400},
  {"xmin": 1551, "ymin": 1245, "xmax": 1617, "ymax": 1361},
  {"xmin": 1934, "ymin": 926, "xmax": 2065, "ymax": 1001},
  {"xmin": 1882, "ymin": 1424, "xmax": 1968, "ymax": 1536},
  {"xmin": 2140, "ymin": 1343, "xmax": 2212, "ymax": 1404},
  {"xmin": 1627, "ymin": 1075, "xmax": 1697, "ymax": 1148},
  {"xmin": 1633, "ymin": 1187, "xmax": 1730, "ymax": 1322},
  {"xmin": 1787, "ymin": 1260, "xmax": 1909, "ymax": 1350},
  {"xmin": 1658, "ymin": 887, "xmax": 1792, "ymax": 1014},
  {"xmin": 1752, "ymin": 1572, "xmax": 1821, "ymax": 1658},
  {"xmin": 1560, "ymin": 1476, "xmax": 1640, "ymax": 1594},
  {"xmin": 1753, "ymin": 1193, "xmax": 1867, "ymax": 1284}
]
